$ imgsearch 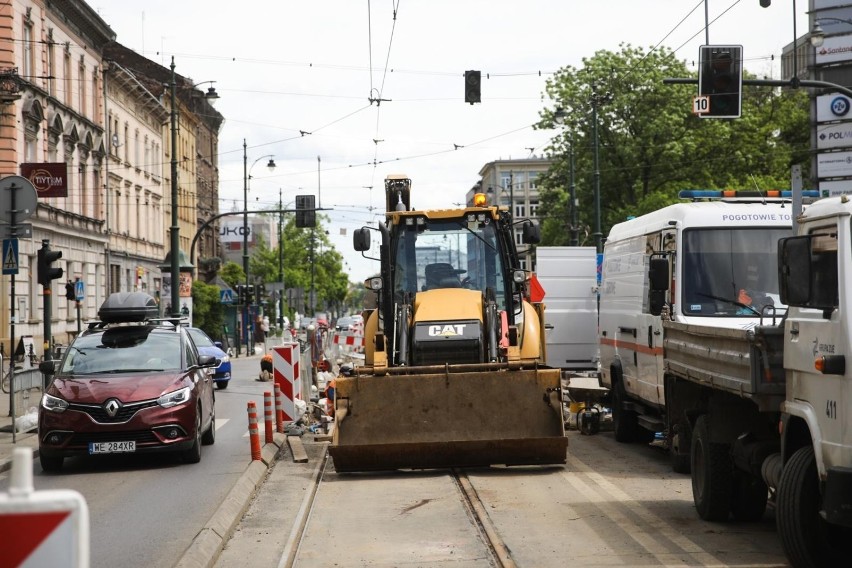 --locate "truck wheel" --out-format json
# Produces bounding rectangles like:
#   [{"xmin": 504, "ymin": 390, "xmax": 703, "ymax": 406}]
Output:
[
  {"xmin": 691, "ymin": 415, "xmax": 732, "ymax": 521},
  {"xmin": 730, "ymin": 472, "xmax": 767, "ymax": 522},
  {"xmin": 777, "ymin": 445, "xmax": 850, "ymax": 568},
  {"xmin": 612, "ymin": 378, "xmax": 639, "ymax": 443},
  {"xmin": 670, "ymin": 418, "xmax": 692, "ymax": 474}
]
